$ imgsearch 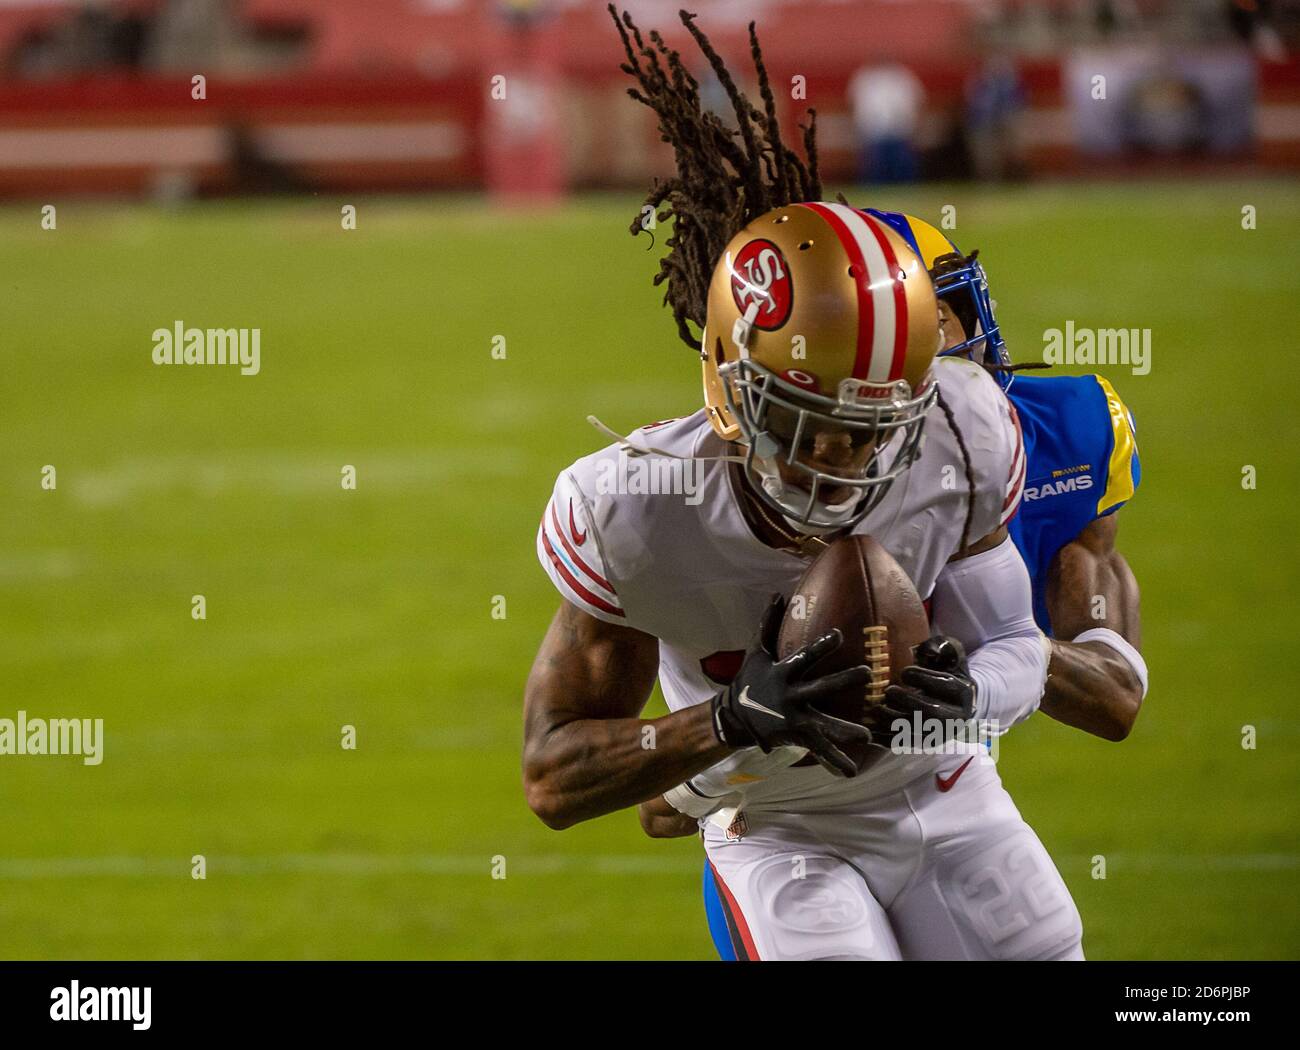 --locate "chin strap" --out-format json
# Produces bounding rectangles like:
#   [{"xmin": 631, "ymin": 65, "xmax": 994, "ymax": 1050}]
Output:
[{"xmin": 586, "ymin": 415, "xmax": 747, "ymax": 464}]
